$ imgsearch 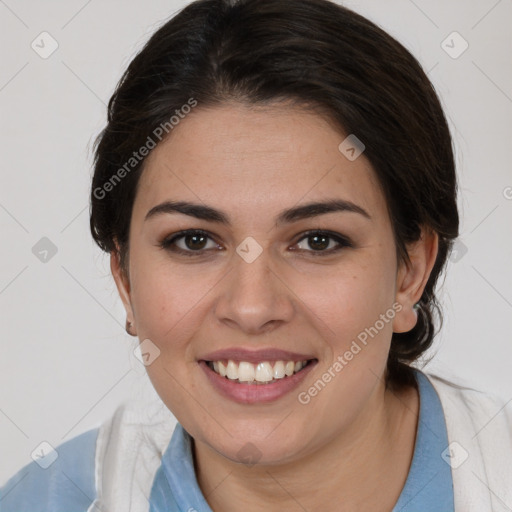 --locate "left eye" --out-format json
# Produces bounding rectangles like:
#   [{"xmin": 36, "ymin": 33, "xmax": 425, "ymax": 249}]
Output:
[
  {"xmin": 293, "ymin": 231, "xmax": 352, "ymax": 253},
  {"xmin": 161, "ymin": 230, "xmax": 220, "ymax": 253}
]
